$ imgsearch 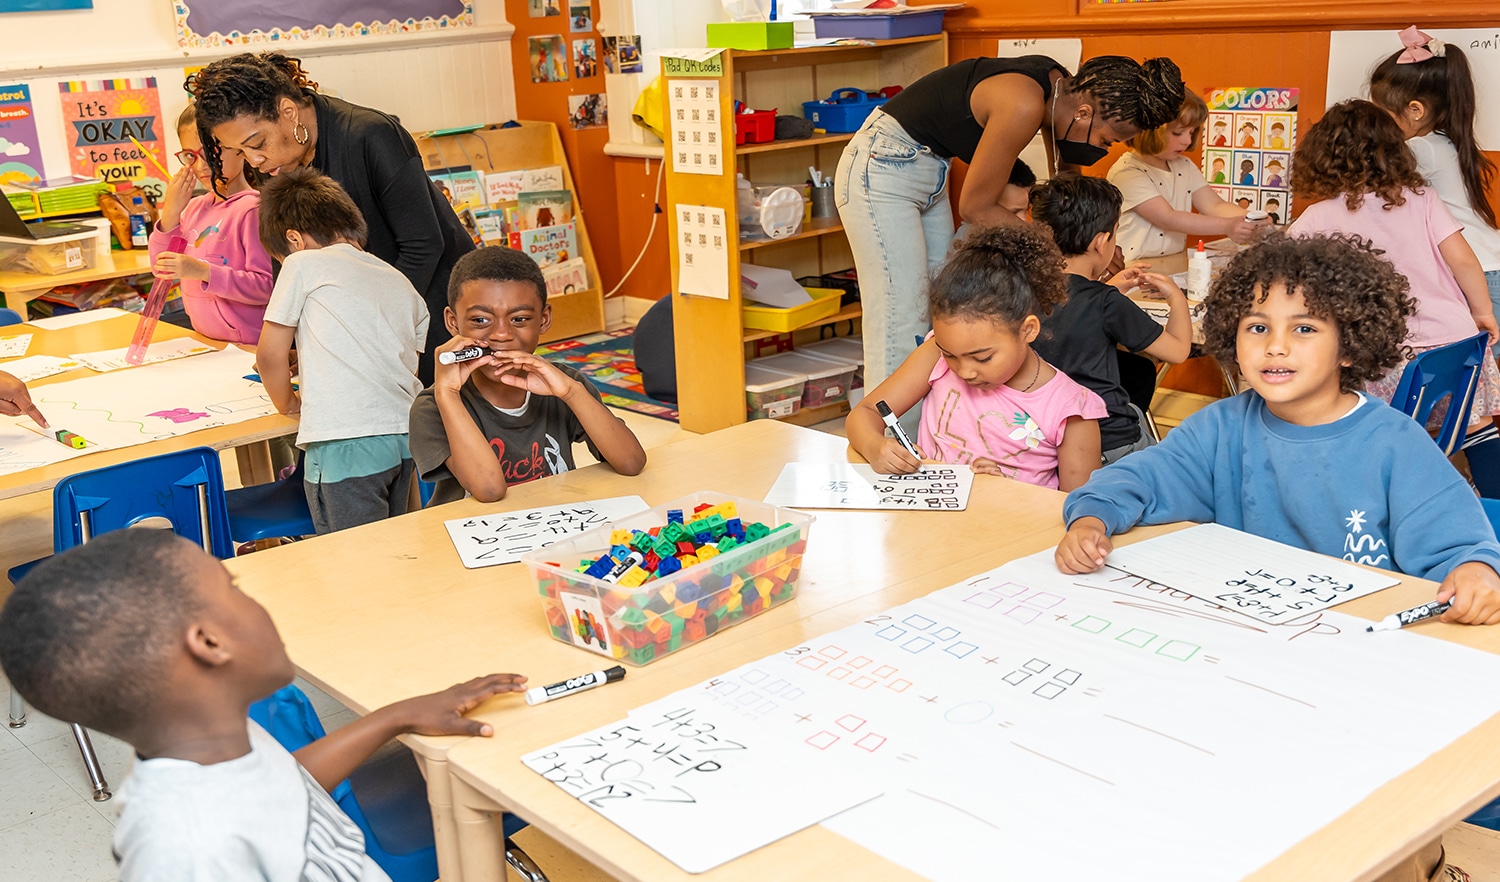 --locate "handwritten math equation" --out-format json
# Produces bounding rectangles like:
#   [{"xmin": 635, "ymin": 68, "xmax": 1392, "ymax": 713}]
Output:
[
  {"xmin": 442, "ymin": 496, "xmax": 649, "ymax": 569},
  {"xmin": 1216, "ymin": 568, "xmax": 1360, "ymax": 621}
]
